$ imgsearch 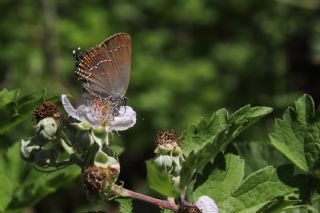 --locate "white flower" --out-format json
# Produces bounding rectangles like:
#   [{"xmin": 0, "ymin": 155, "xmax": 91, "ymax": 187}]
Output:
[
  {"xmin": 195, "ymin": 196, "xmax": 219, "ymax": 213},
  {"xmin": 61, "ymin": 94, "xmax": 136, "ymax": 132}
]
